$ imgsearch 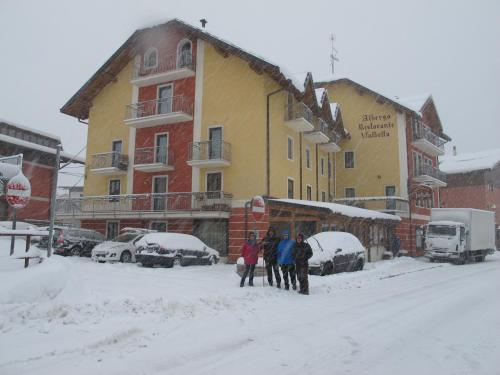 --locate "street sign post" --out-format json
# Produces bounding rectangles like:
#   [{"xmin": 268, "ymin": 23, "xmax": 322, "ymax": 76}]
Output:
[{"xmin": 6, "ymin": 172, "xmax": 31, "ymax": 255}]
